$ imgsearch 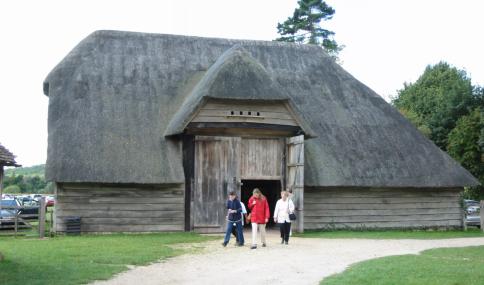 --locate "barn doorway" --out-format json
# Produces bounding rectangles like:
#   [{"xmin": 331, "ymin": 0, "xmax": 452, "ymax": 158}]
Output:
[{"xmin": 241, "ymin": 180, "xmax": 281, "ymax": 228}]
